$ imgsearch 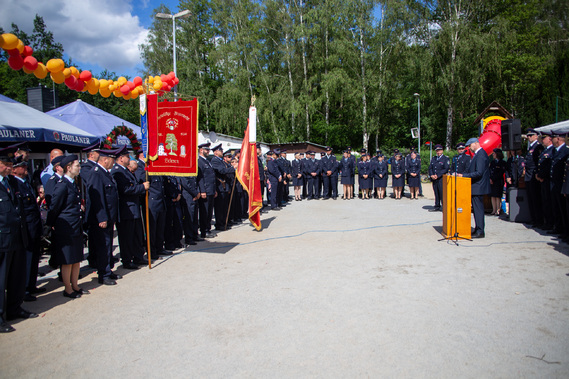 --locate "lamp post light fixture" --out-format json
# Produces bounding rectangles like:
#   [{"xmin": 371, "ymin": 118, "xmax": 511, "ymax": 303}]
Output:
[
  {"xmin": 414, "ymin": 93, "xmax": 421, "ymax": 155},
  {"xmin": 155, "ymin": 9, "xmax": 191, "ymax": 98}
]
